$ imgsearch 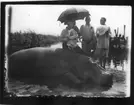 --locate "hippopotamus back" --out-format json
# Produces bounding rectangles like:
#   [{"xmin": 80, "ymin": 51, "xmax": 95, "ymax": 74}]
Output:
[{"xmin": 8, "ymin": 47, "xmax": 113, "ymax": 89}]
